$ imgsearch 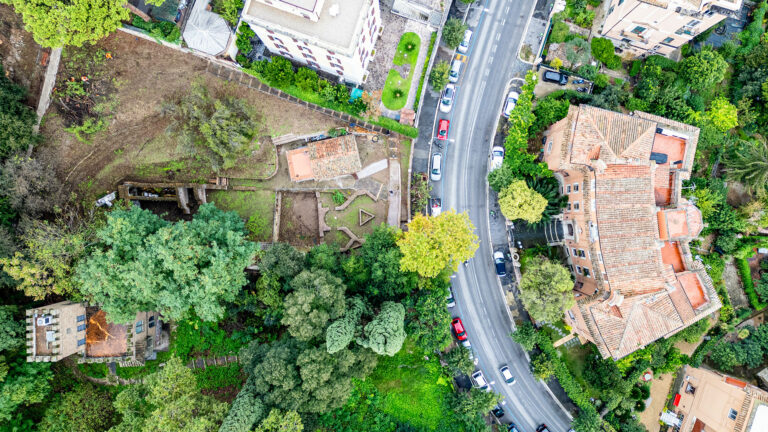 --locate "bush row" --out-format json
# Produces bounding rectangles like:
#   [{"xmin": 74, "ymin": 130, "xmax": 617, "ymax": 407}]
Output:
[
  {"xmin": 736, "ymin": 257, "xmax": 768, "ymax": 310},
  {"xmin": 130, "ymin": 15, "xmax": 181, "ymax": 44}
]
